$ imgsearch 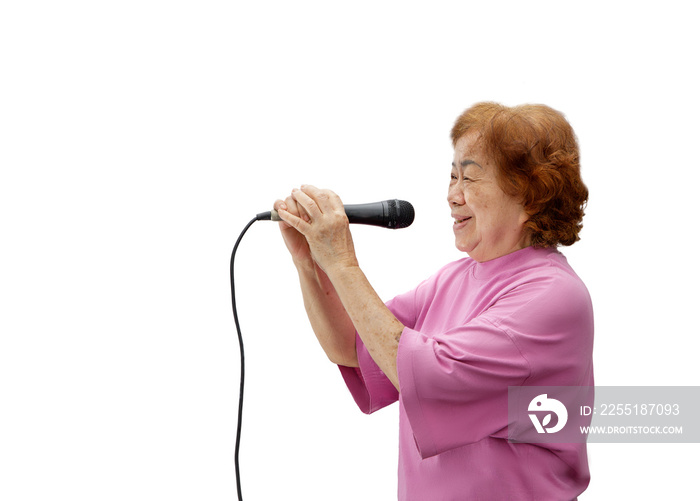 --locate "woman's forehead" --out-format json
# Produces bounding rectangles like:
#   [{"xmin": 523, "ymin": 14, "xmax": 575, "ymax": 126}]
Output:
[{"xmin": 453, "ymin": 133, "xmax": 489, "ymax": 167}]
